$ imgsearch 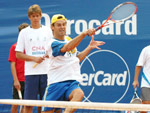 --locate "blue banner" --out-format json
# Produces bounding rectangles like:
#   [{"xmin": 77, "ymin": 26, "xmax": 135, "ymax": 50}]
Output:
[{"xmin": 0, "ymin": 0, "xmax": 150, "ymax": 108}]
